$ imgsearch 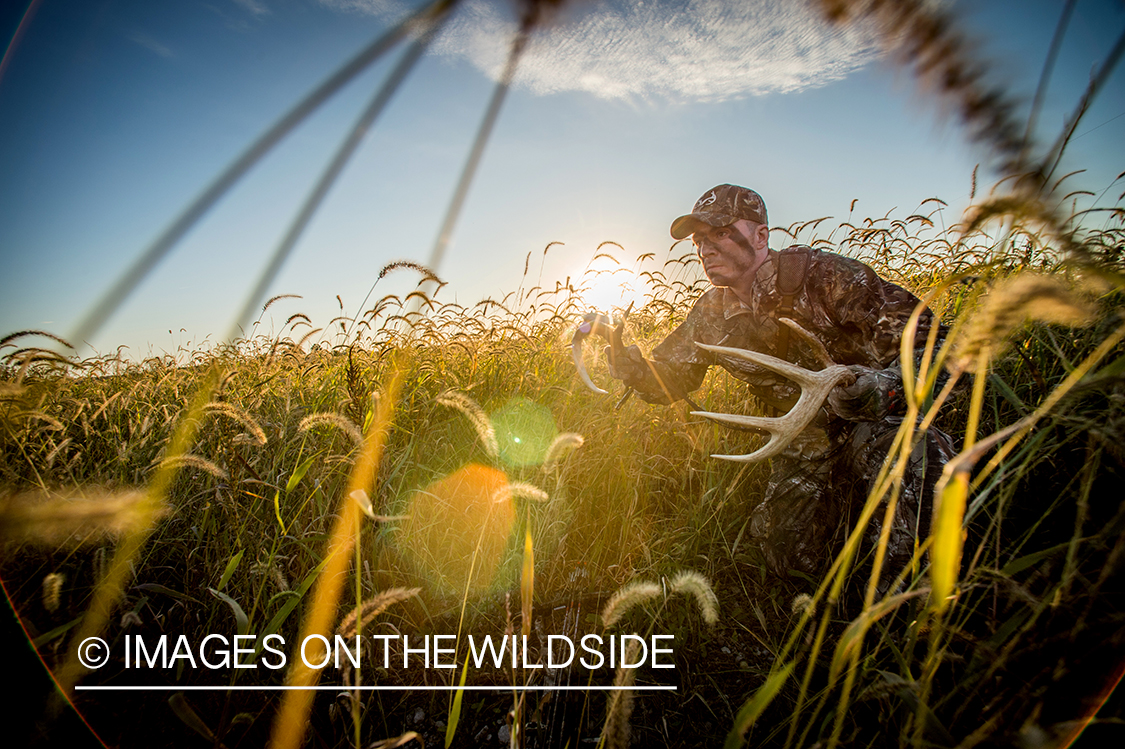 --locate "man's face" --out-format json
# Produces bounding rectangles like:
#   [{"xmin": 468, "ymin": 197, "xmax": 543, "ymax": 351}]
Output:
[{"xmin": 692, "ymin": 219, "xmax": 769, "ymax": 288}]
